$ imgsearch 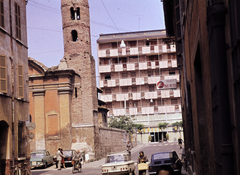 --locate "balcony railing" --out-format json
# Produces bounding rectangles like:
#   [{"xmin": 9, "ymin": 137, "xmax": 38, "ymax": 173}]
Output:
[{"xmin": 98, "ymin": 43, "xmax": 176, "ymax": 58}]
